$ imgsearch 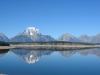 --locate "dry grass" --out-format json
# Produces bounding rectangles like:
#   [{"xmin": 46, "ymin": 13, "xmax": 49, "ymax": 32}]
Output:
[
  {"xmin": 10, "ymin": 44, "xmax": 100, "ymax": 50},
  {"xmin": 0, "ymin": 44, "xmax": 100, "ymax": 50},
  {"xmin": 0, "ymin": 46, "xmax": 15, "ymax": 49}
]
